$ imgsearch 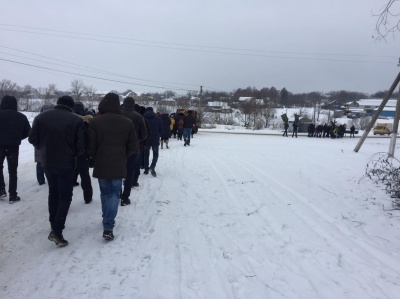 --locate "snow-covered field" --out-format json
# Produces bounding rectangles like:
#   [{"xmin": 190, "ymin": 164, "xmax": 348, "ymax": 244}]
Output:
[{"xmin": 1, "ymin": 120, "xmax": 400, "ymax": 298}]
